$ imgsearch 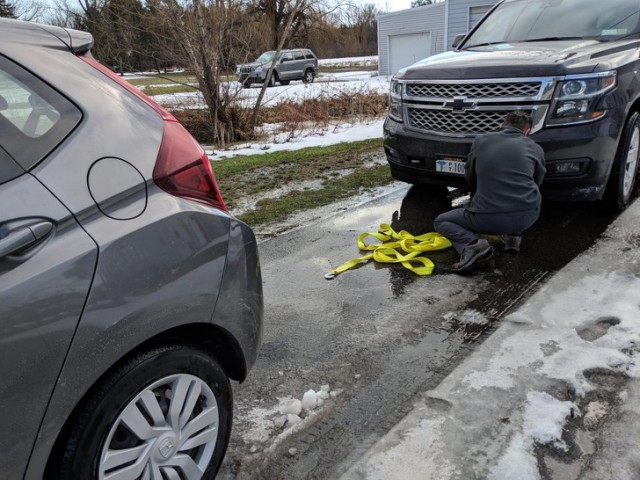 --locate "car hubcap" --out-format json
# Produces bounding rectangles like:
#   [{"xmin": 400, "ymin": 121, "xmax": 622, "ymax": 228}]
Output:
[
  {"xmin": 99, "ymin": 374, "xmax": 219, "ymax": 480},
  {"xmin": 624, "ymin": 126, "xmax": 640, "ymax": 196}
]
